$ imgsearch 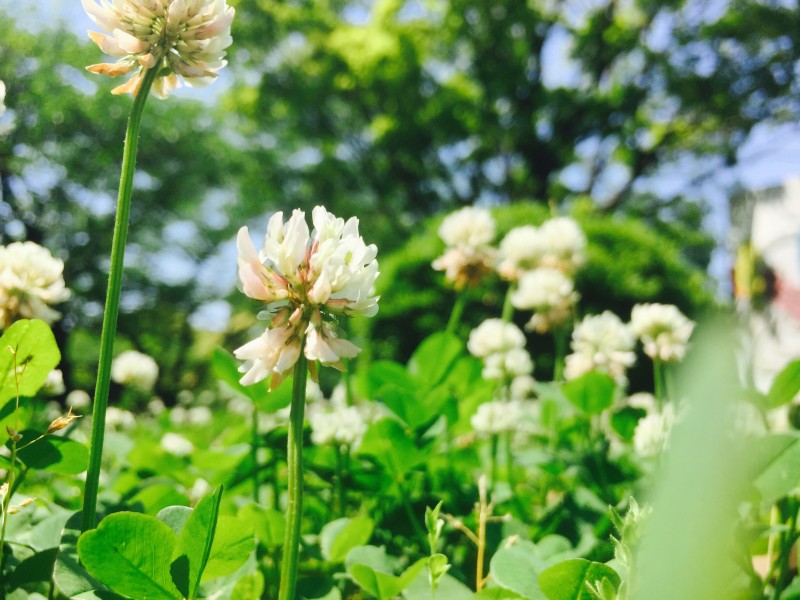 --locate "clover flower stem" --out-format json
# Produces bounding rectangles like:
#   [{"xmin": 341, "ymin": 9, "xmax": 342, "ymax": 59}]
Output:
[
  {"xmin": 252, "ymin": 403, "xmax": 260, "ymax": 502},
  {"xmin": 81, "ymin": 66, "xmax": 158, "ymax": 532},
  {"xmin": 501, "ymin": 284, "xmax": 515, "ymax": 322},
  {"xmin": 771, "ymin": 499, "xmax": 799, "ymax": 600},
  {"xmin": 445, "ymin": 292, "xmax": 466, "ymax": 336},
  {"xmin": 278, "ymin": 352, "xmax": 308, "ymax": 600},
  {"xmin": 489, "ymin": 434, "xmax": 499, "ymax": 493},
  {"xmin": 653, "ymin": 358, "xmax": 666, "ymax": 410},
  {"xmin": 553, "ymin": 326, "xmax": 567, "ymax": 381},
  {"xmin": 1, "ymin": 348, "xmax": 23, "ymax": 575},
  {"xmin": 334, "ymin": 444, "xmax": 345, "ymax": 517}
]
